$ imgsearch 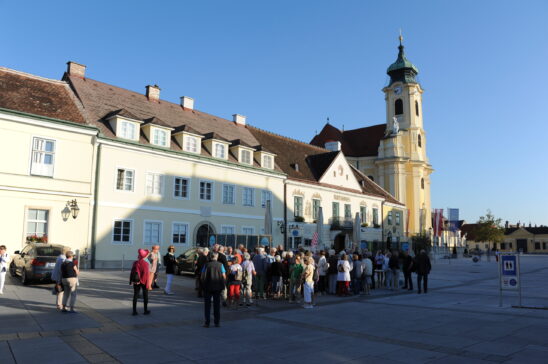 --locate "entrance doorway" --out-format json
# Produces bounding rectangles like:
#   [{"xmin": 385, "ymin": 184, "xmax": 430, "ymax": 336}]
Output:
[
  {"xmin": 196, "ymin": 223, "xmax": 215, "ymax": 247},
  {"xmin": 516, "ymin": 239, "xmax": 528, "ymax": 253},
  {"xmin": 334, "ymin": 233, "xmax": 346, "ymax": 253}
]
